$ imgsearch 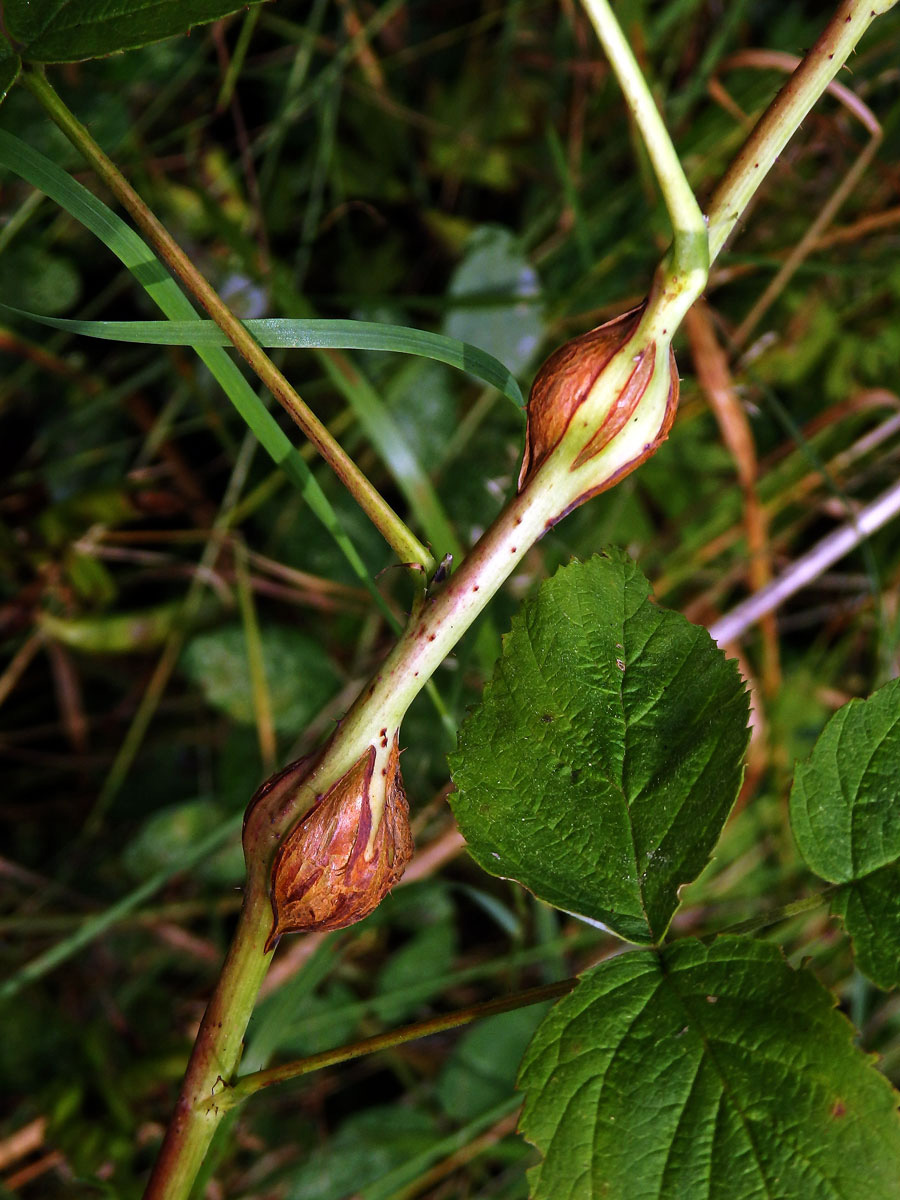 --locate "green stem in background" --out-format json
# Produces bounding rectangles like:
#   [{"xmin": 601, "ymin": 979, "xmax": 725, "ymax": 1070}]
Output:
[
  {"xmin": 709, "ymin": 890, "xmax": 833, "ymax": 941},
  {"xmin": 208, "ymin": 978, "xmax": 576, "ymax": 1113},
  {"xmin": 705, "ymin": 0, "xmax": 898, "ymax": 265},
  {"xmin": 234, "ymin": 537, "xmax": 277, "ymax": 775},
  {"xmin": 21, "ymin": 67, "xmax": 434, "ymax": 574},
  {"xmin": 580, "ymin": 0, "xmax": 706, "ymax": 245}
]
